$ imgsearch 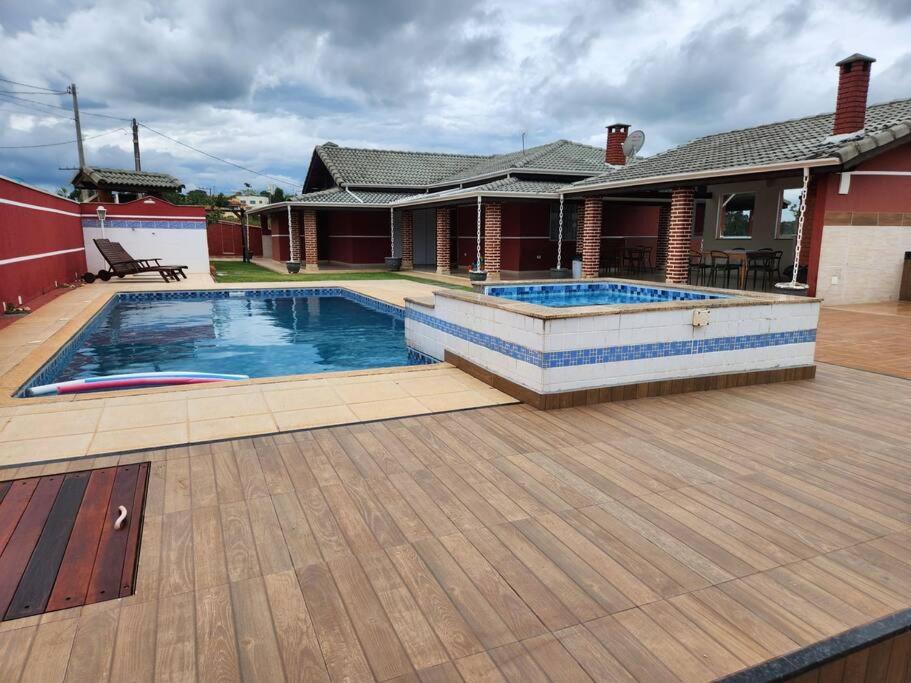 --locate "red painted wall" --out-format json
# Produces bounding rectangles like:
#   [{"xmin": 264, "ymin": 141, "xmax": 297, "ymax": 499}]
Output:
[
  {"xmin": 267, "ymin": 211, "xmax": 290, "ymax": 262},
  {"xmin": 323, "ymin": 209, "xmax": 389, "ymax": 264},
  {"xmin": 0, "ymin": 177, "xmax": 86, "ymax": 306},
  {"xmin": 206, "ymin": 221, "xmax": 263, "ymax": 257},
  {"xmin": 82, "ymin": 197, "xmax": 206, "ymax": 220},
  {"xmin": 823, "ymin": 143, "xmax": 911, "ymax": 213}
]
